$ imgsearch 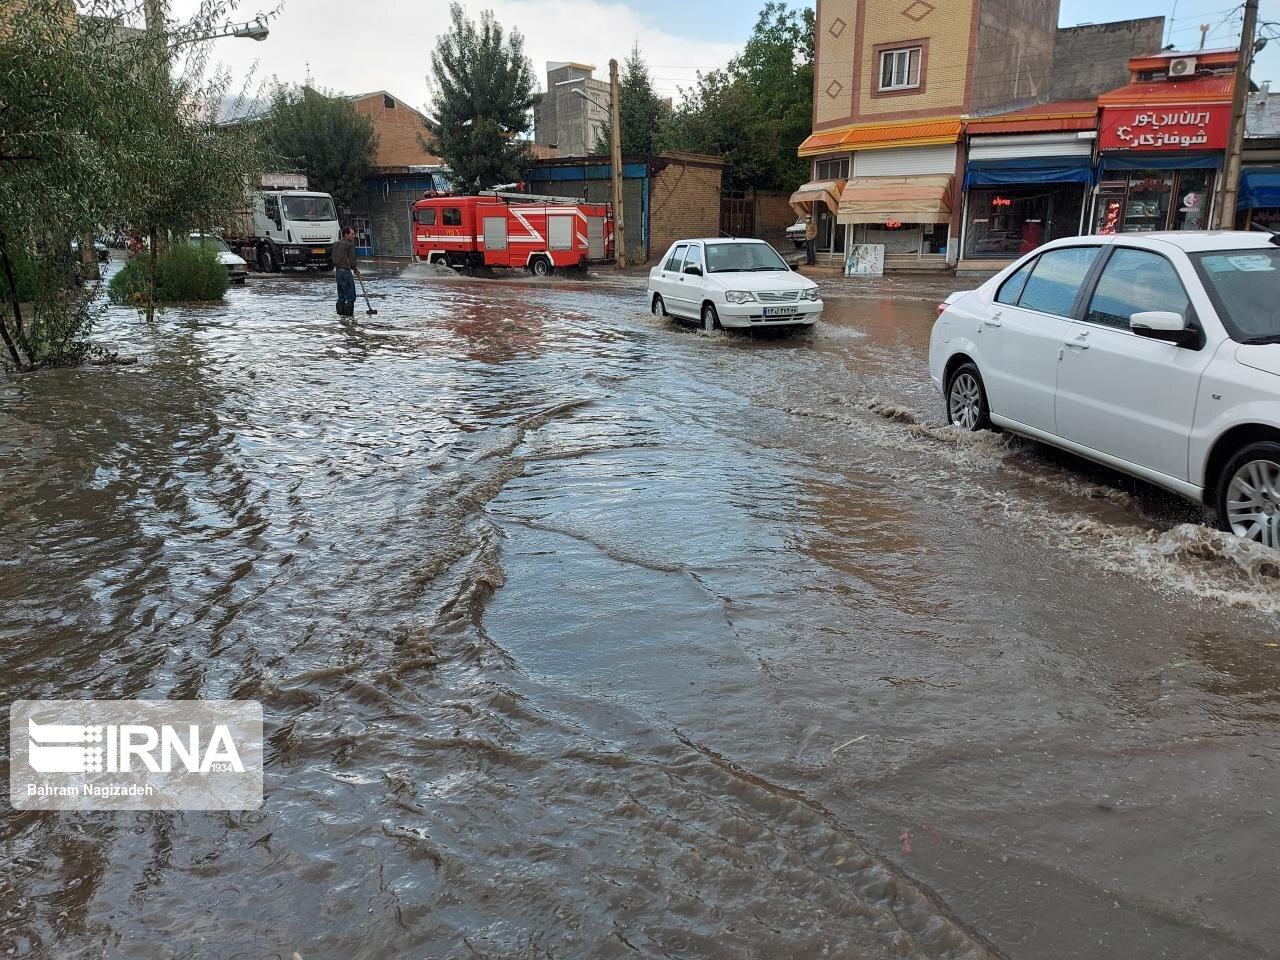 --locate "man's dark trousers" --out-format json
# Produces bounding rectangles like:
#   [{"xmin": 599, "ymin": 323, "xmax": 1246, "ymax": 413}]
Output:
[{"xmin": 336, "ymin": 268, "xmax": 356, "ymax": 316}]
